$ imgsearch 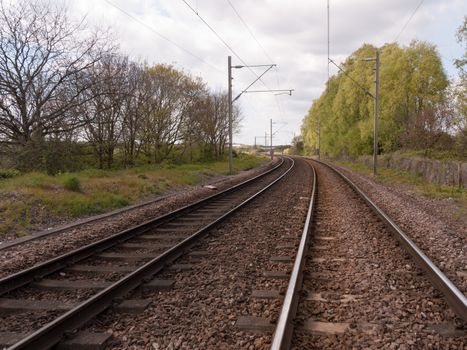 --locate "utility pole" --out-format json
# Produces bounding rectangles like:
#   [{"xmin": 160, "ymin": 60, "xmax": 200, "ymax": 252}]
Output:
[
  {"xmin": 265, "ymin": 131, "xmax": 267, "ymax": 147},
  {"xmin": 254, "ymin": 136, "xmax": 256, "ymax": 149},
  {"xmin": 318, "ymin": 123, "xmax": 321, "ymax": 160},
  {"xmin": 270, "ymin": 118, "xmax": 273, "ymax": 160},
  {"xmin": 227, "ymin": 56, "xmax": 233, "ymax": 175},
  {"xmin": 227, "ymin": 57, "xmax": 293, "ymax": 173},
  {"xmin": 373, "ymin": 49, "xmax": 380, "ymax": 177},
  {"xmin": 362, "ymin": 48, "xmax": 380, "ymax": 176}
]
